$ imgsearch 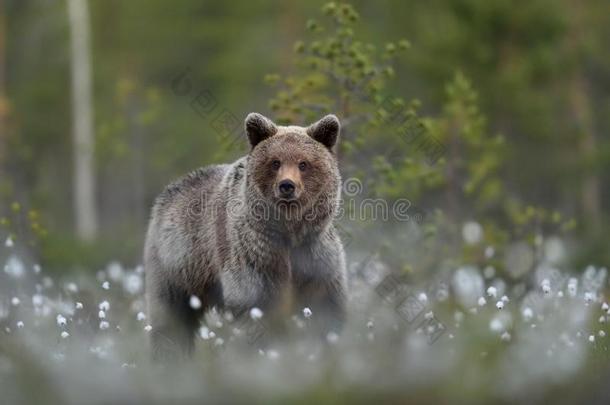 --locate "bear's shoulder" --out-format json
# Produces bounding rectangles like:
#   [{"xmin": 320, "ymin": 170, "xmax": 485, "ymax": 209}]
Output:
[{"xmin": 156, "ymin": 164, "xmax": 228, "ymax": 207}]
